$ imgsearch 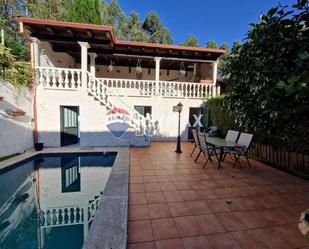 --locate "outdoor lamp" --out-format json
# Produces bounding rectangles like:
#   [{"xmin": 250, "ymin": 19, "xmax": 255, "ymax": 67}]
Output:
[
  {"xmin": 136, "ymin": 58, "xmax": 143, "ymax": 74},
  {"xmin": 179, "ymin": 62, "xmax": 186, "ymax": 77},
  {"xmin": 107, "ymin": 60, "xmax": 114, "ymax": 72},
  {"xmin": 175, "ymin": 102, "xmax": 183, "ymax": 153}
]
